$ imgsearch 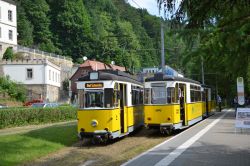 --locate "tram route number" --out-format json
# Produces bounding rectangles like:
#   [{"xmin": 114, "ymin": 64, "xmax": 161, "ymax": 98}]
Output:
[{"xmin": 85, "ymin": 83, "xmax": 103, "ymax": 88}]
